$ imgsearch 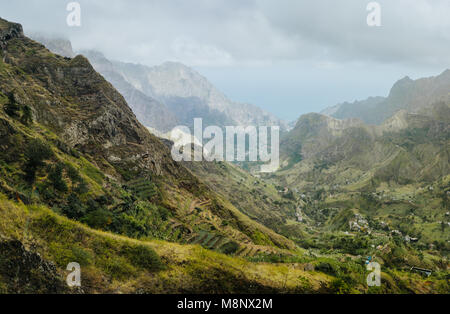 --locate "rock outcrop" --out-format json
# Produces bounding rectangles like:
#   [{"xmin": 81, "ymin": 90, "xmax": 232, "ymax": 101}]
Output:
[
  {"xmin": 0, "ymin": 19, "xmax": 23, "ymax": 49},
  {"xmin": 0, "ymin": 238, "xmax": 68, "ymax": 294},
  {"xmin": 103, "ymin": 58, "xmax": 287, "ymax": 130}
]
